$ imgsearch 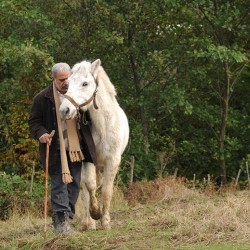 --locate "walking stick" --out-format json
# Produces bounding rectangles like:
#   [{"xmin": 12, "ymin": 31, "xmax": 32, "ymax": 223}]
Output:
[{"xmin": 44, "ymin": 130, "xmax": 55, "ymax": 238}]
